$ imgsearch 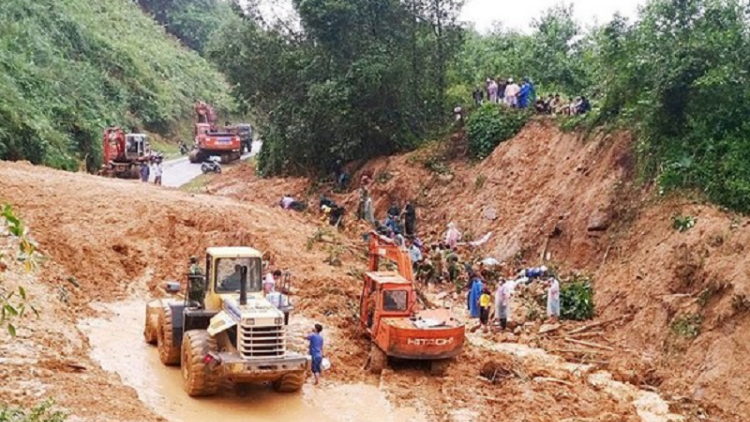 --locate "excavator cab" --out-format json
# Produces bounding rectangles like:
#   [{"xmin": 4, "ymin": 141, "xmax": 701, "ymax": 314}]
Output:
[
  {"xmin": 360, "ymin": 272, "xmax": 415, "ymax": 333},
  {"xmin": 124, "ymin": 133, "xmax": 150, "ymax": 160}
]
